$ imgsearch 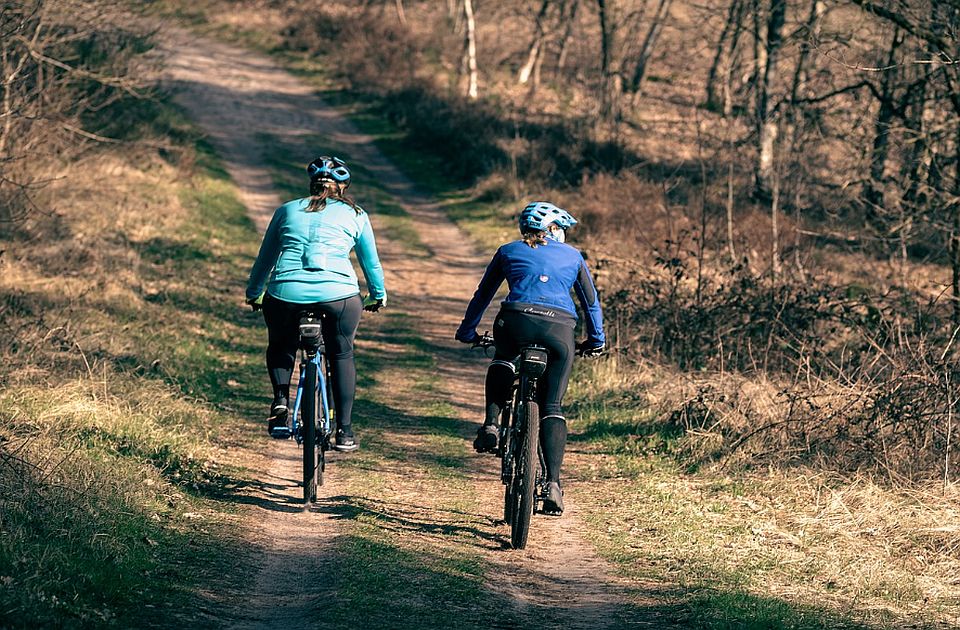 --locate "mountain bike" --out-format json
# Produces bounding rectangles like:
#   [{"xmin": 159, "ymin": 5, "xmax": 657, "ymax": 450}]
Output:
[
  {"xmin": 270, "ymin": 312, "xmax": 334, "ymax": 504},
  {"xmin": 474, "ymin": 334, "xmax": 549, "ymax": 550}
]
